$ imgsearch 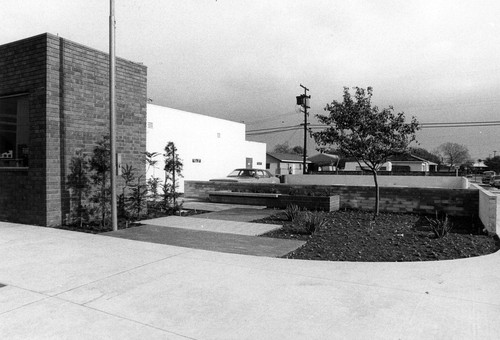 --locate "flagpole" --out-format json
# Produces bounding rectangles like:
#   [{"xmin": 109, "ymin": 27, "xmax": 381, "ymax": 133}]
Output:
[{"xmin": 109, "ymin": 0, "xmax": 118, "ymax": 231}]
